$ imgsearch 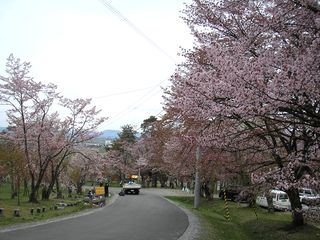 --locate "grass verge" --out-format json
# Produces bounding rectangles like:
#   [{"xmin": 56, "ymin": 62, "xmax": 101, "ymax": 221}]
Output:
[
  {"xmin": 166, "ymin": 196, "xmax": 320, "ymax": 240},
  {"xmin": 0, "ymin": 184, "xmax": 97, "ymax": 227}
]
